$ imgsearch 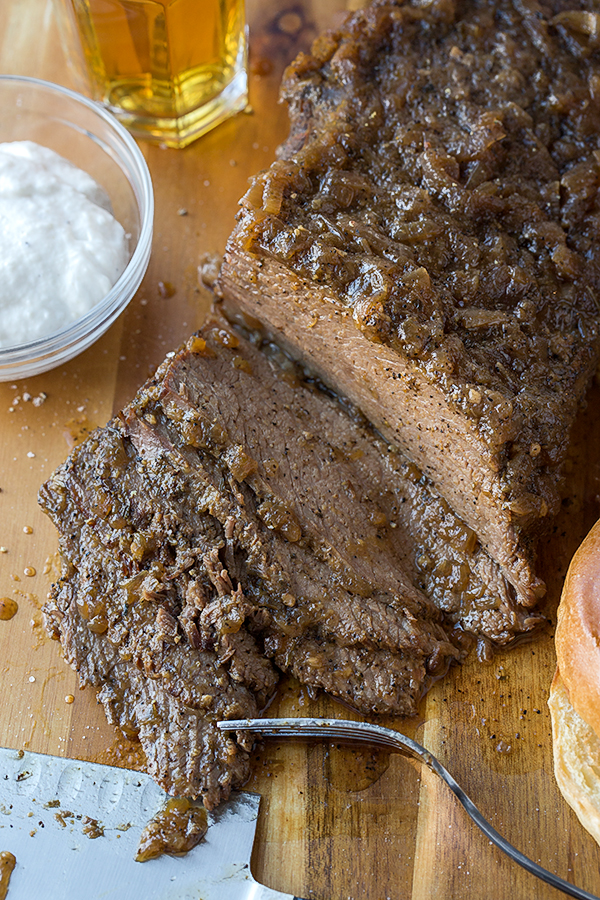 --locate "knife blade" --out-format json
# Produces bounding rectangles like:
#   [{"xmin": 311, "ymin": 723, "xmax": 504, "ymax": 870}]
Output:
[{"xmin": 0, "ymin": 746, "xmax": 303, "ymax": 900}]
